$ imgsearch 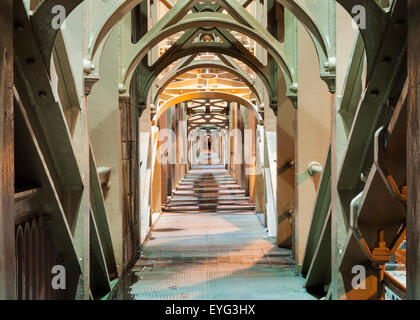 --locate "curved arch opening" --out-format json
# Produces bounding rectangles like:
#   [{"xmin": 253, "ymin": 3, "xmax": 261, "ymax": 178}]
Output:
[
  {"xmin": 122, "ymin": 13, "xmax": 294, "ymax": 89},
  {"xmin": 153, "ymin": 65, "xmax": 261, "ymax": 107},
  {"xmin": 153, "ymin": 91, "xmax": 262, "ymax": 124}
]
